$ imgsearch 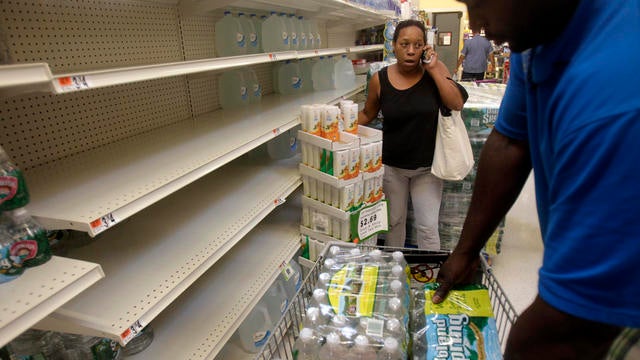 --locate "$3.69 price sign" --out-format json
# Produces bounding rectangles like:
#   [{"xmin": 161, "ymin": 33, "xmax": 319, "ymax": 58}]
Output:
[{"xmin": 350, "ymin": 200, "xmax": 388, "ymax": 242}]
